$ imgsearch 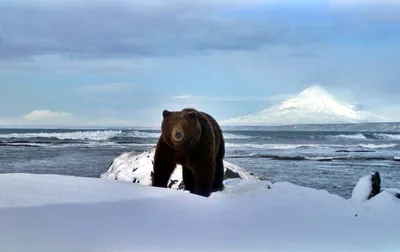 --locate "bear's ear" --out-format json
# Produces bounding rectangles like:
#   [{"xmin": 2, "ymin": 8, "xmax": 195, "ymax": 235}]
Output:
[
  {"xmin": 162, "ymin": 110, "xmax": 171, "ymax": 118},
  {"xmin": 187, "ymin": 111, "xmax": 197, "ymax": 118}
]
